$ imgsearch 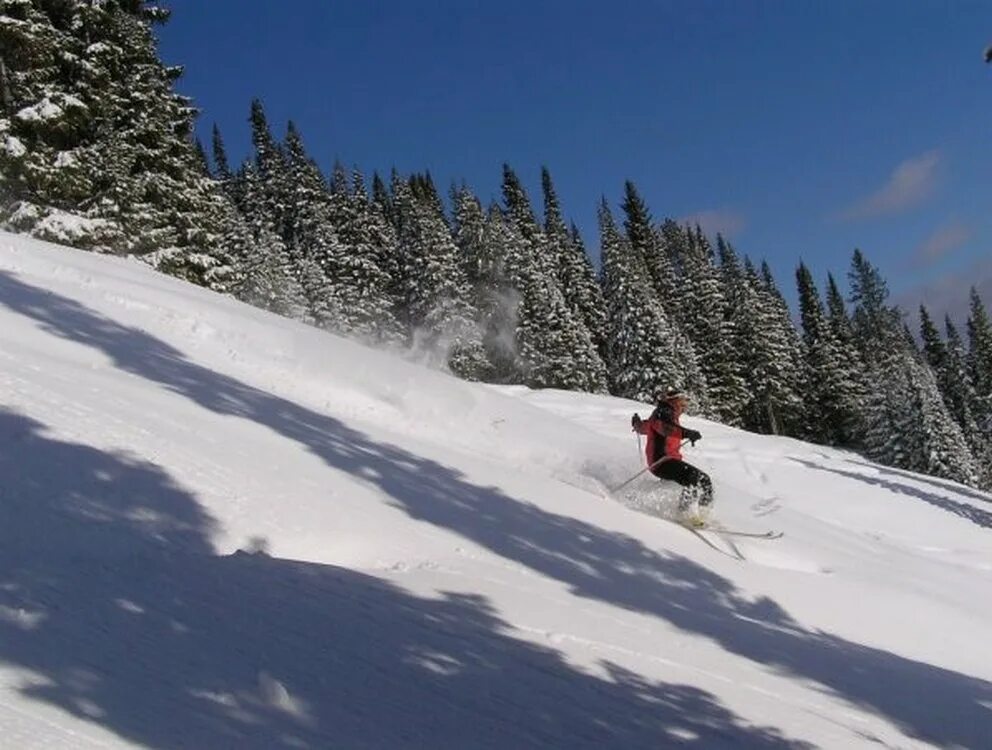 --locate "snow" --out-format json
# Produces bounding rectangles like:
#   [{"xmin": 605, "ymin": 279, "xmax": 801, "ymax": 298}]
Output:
[
  {"xmin": 6, "ymin": 205, "xmax": 111, "ymax": 246},
  {"xmin": 4, "ymin": 136, "xmax": 26, "ymax": 158},
  {"xmin": 15, "ymin": 98, "xmax": 64, "ymax": 123},
  {"xmin": 54, "ymin": 151, "xmax": 77, "ymax": 169},
  {"xmin": 1, "ymin": 229, "xmax": 991, "ymax": 749}
]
